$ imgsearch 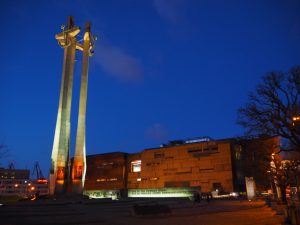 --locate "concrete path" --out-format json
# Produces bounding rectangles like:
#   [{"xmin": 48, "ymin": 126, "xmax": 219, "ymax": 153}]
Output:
[{"xmin": 0, "ymin": 199, "xmax": 284, "ymax": 225}]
